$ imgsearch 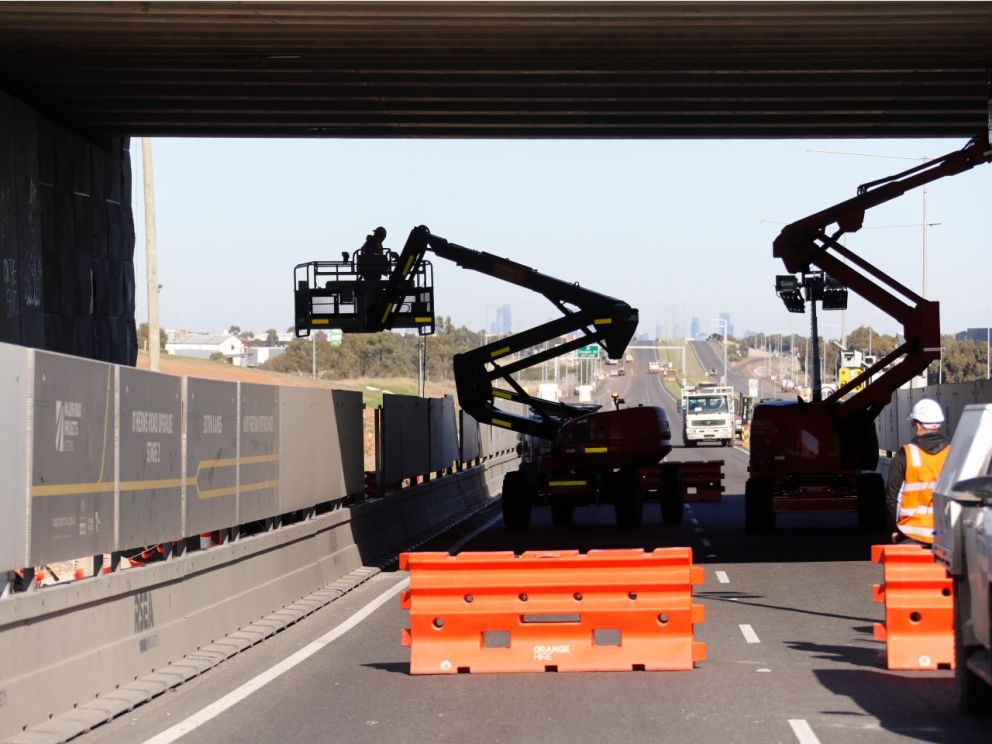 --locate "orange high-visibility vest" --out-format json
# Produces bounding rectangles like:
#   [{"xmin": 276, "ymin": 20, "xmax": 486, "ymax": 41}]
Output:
[{"xmin": 896, "ymin": 442, "xmax": 950, "ymax": 544}]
